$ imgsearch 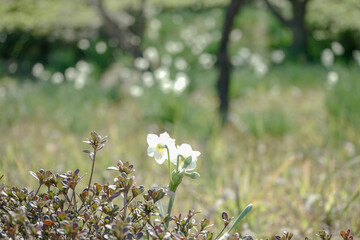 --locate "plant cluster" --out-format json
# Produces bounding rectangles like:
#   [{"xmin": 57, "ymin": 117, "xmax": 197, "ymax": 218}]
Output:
[
  {"xmin": 0, "ymin": 132, "xmax": 251, "ymax": 239},
  {"xmin": 0, "ymin": 132, "xmax": 355, "ymax": 239}
]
